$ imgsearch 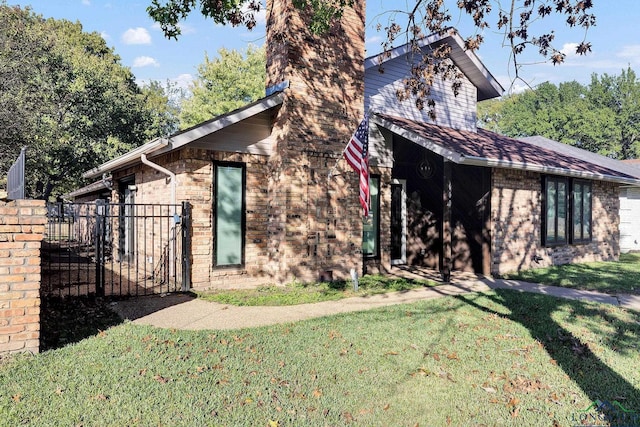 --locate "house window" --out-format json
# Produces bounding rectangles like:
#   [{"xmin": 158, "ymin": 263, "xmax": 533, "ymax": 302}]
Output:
[
  {"xmin": 543, "ymin": 176, "xmax": 593, "ymax": 246},
  {"xmin": 572, "ymin": 180, "xmax": 592, "ymax": 243},
  {"xmin": 214, "ymin": 162, "xmax": 245, "ymax": 267},
  {"xmin": 363, "ymin": 175, "xmax": 380, "ymax": 258},
  {"xmin": 543, "ymin": 176, "xmax": 568, "ymax": 246}
]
